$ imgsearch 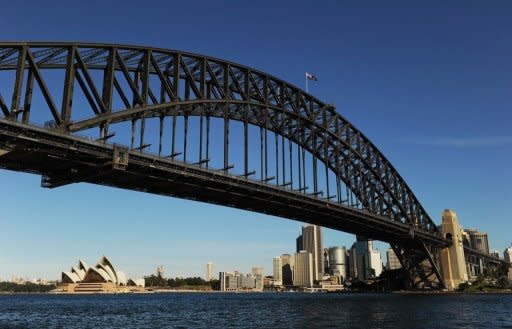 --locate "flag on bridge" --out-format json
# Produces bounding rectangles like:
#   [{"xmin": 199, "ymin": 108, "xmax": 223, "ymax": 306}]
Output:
[{"xmin": 305, "ymin": 72, "xmax": 318, "ymax": 81}]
